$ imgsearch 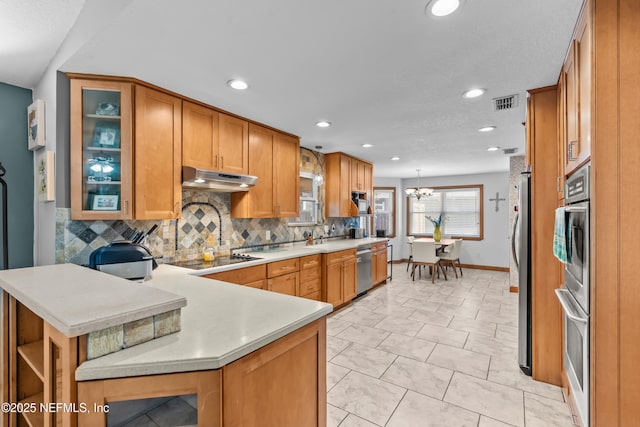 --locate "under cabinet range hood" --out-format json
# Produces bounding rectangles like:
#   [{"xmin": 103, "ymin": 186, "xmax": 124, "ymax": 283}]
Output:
[{"xmin": 182, "ymin": 166, "xmax": 257, "ymax": 192}]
